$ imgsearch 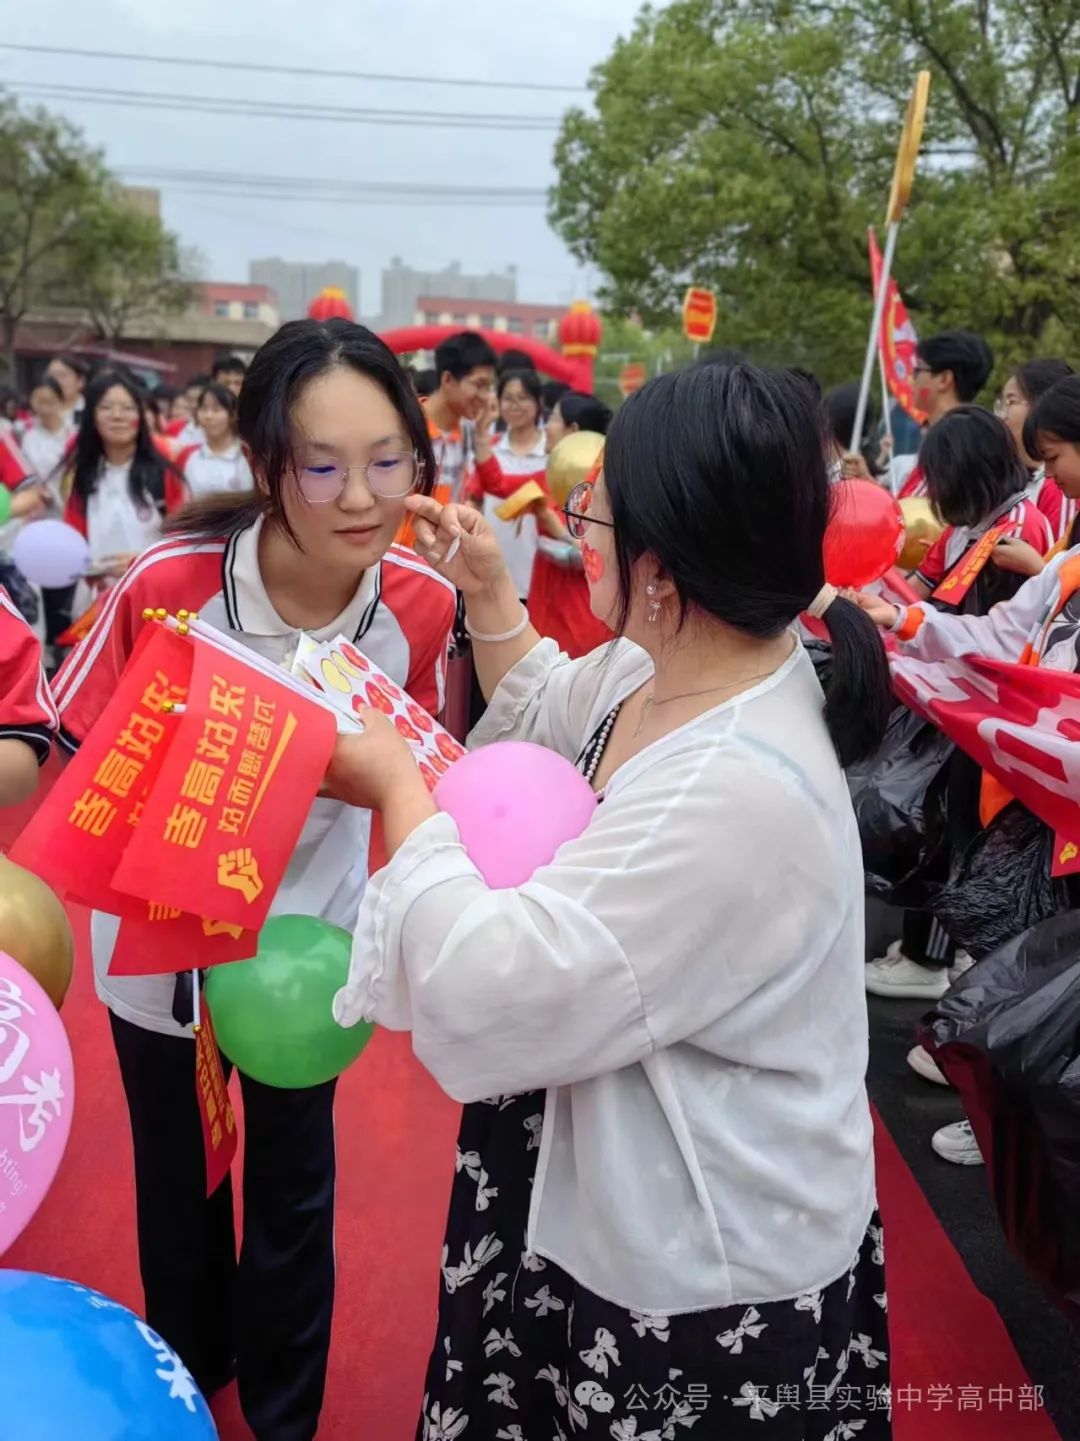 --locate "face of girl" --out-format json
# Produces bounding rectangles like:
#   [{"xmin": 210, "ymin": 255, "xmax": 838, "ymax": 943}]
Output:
[
  {"xmin": 999, "ymin": 375, "xmax": 1031, "ymax": 460},
  {"xmin": 545, "ymin": 404, "xmax": 572, "ymax": 453},
  {"xmin": 500, "ymin": 379, "xmax": 538, "ymax": 430},
  {"xmin": 95, "ymin": 385, "xmax": 140, "ymax": 449},
  {"xmin": 196, "ymin": 394, "xmax": 233, "ymax": 445},
  {"xmin": 278, "ymin": 365, "xmax": 415, "ymax": 571},
  {"xmin": 31, "ymin": 386, "xmax": 62, "ymax": 429},
  {"xmin": 1035, "ymin": 434, "xmax": 1080, "ymax": 500}
]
